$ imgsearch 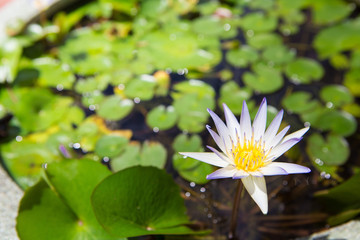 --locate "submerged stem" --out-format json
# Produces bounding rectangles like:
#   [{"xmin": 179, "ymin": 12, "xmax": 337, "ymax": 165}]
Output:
[{"xmin": 228, "ymin": 180, "xmax": 243, "ymax": 240}]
